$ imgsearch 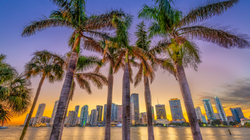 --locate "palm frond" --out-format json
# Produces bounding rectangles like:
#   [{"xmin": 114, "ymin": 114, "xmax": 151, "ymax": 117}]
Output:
[
  {"xmin": 86, "ymin": 9, "xmax": 126, "ymax": 30},
  {"xmin": 178, "ymin": 0, "xmax": 239, "ymax": 27},
  {"xmin": 180, "ymin": 25, "xmax": 250, "ymax": 48},
  {"xmin": 138, "ymin": 5, "xmax": 159, "ymax": 21},
  {"xmin": 82, "ymin": 35, "xmax": 104, "ymax": 53},
  {"xmin": 134, "ymin": 64, "xmax": 143, "ymax": 87},
  {"xmin": 22, "ymin": 18, "xmax": 73, "ymax": 37}
]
